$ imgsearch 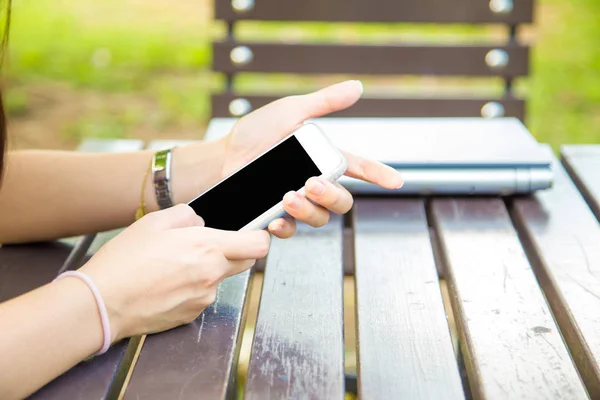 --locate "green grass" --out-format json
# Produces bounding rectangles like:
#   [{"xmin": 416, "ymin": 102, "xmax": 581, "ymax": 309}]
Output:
[
  {"xmin": 8, "ymin": 0, "xmax": 211, "ymax": 89},
  {"xmin": 4, "ymin": 0, "xmax": 600, "ymax": 148},
  {"xmin": 4, "ymin": 87, "xmax": 28, "ymax": 116},
  {"xmin": 527, "ymin": 0, "xmax": 600, "ymax": 148}
]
